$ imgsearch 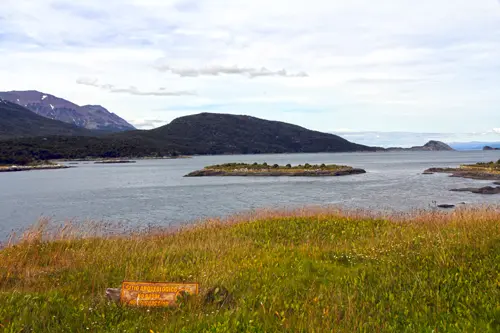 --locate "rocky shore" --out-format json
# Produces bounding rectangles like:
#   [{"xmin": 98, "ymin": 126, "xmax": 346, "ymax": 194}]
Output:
[
  {"xmin": 185, "ymin": 168, "xmax": 366, "ymax": 177},
  {"xmin": 94, "ymin": 160, "xmax": 136, "ymax": 164},
  {"xmin": 424, "ymin": 163, "xmax": 500, "ymax": 195},
  {"xmin": 423, "ymin": 167, "xmax": 500, "ymax": 181},
  {"xmin": 451, "ymin": 186, "xmax": 500, "ymax": 195},
  {"xmin": 0, "ymin": 164, "xmax": 70, "ymax": 173}
]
